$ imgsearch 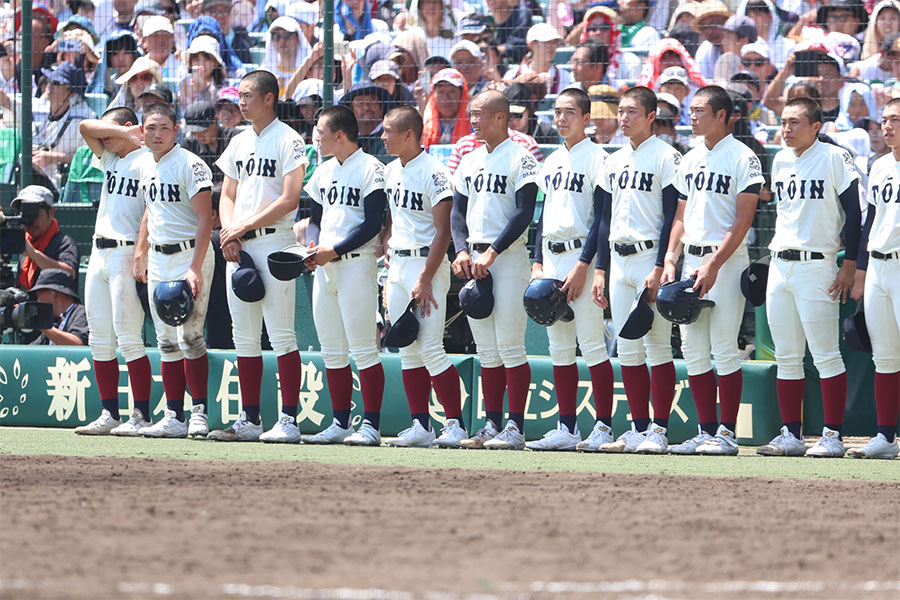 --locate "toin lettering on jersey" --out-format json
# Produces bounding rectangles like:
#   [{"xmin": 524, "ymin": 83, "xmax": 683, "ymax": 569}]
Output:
[
  {"xmin": 386, "ymin": 187, "xmax": 424, "ymax": 211},
  {"xmin": 608, "ymin": 169, "xmax": 654, "ymax": 192},
  {"xmin": 466, "ymin": 172, "xmax": 508, "ymax": 195},
  {"xmin": 145, "ymin": 181, "xmax": 181, "ymax": 203},
  {"xmin": 544, "ymin": 170, "xmax": 586, "ymax": 193},
  {"xmin": 321, "ymin": 183, "xmax": 362, "ymax": 207},
  {"xmin": 234, "ymin": 157, "xmax": 277, "ymax": 179},
  {"xmin": 684, "ymin": 171, "xmax": 732, "ymax": 195},
  {"xmin": 106, "ymin": 172, "xmax": 140, "ymax": 197},
  {"xmin": 870, "ymin": 177, "xmax": 900, "ymax": 204},
  {"xmin": 774, "ymin": 178, "xmax": 825, "ymax": 201}
]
